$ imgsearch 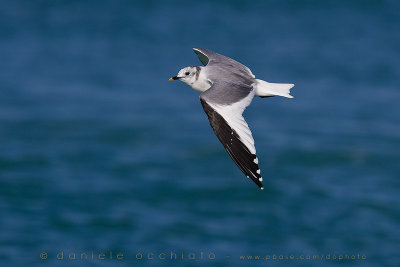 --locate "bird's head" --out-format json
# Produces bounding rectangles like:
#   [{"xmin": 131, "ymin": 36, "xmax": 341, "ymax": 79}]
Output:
[{"xmin": 169, "ymin": 66, "xmax": 198, "ymax": 86}]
